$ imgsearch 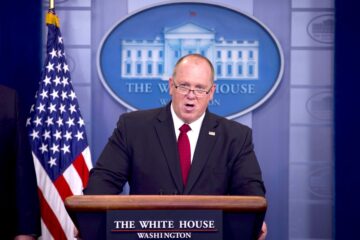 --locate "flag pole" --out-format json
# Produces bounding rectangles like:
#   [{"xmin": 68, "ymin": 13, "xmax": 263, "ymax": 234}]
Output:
[{"xmin": 49, "ymin": 0, "xmax": 54, "ymax": 10}]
